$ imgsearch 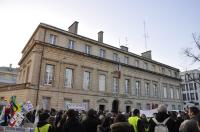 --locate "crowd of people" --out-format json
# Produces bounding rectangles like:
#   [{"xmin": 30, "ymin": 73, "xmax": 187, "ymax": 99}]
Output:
[{"xmin": 3, "ymin": 104, "xmax": 200, "ymax": 132}]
